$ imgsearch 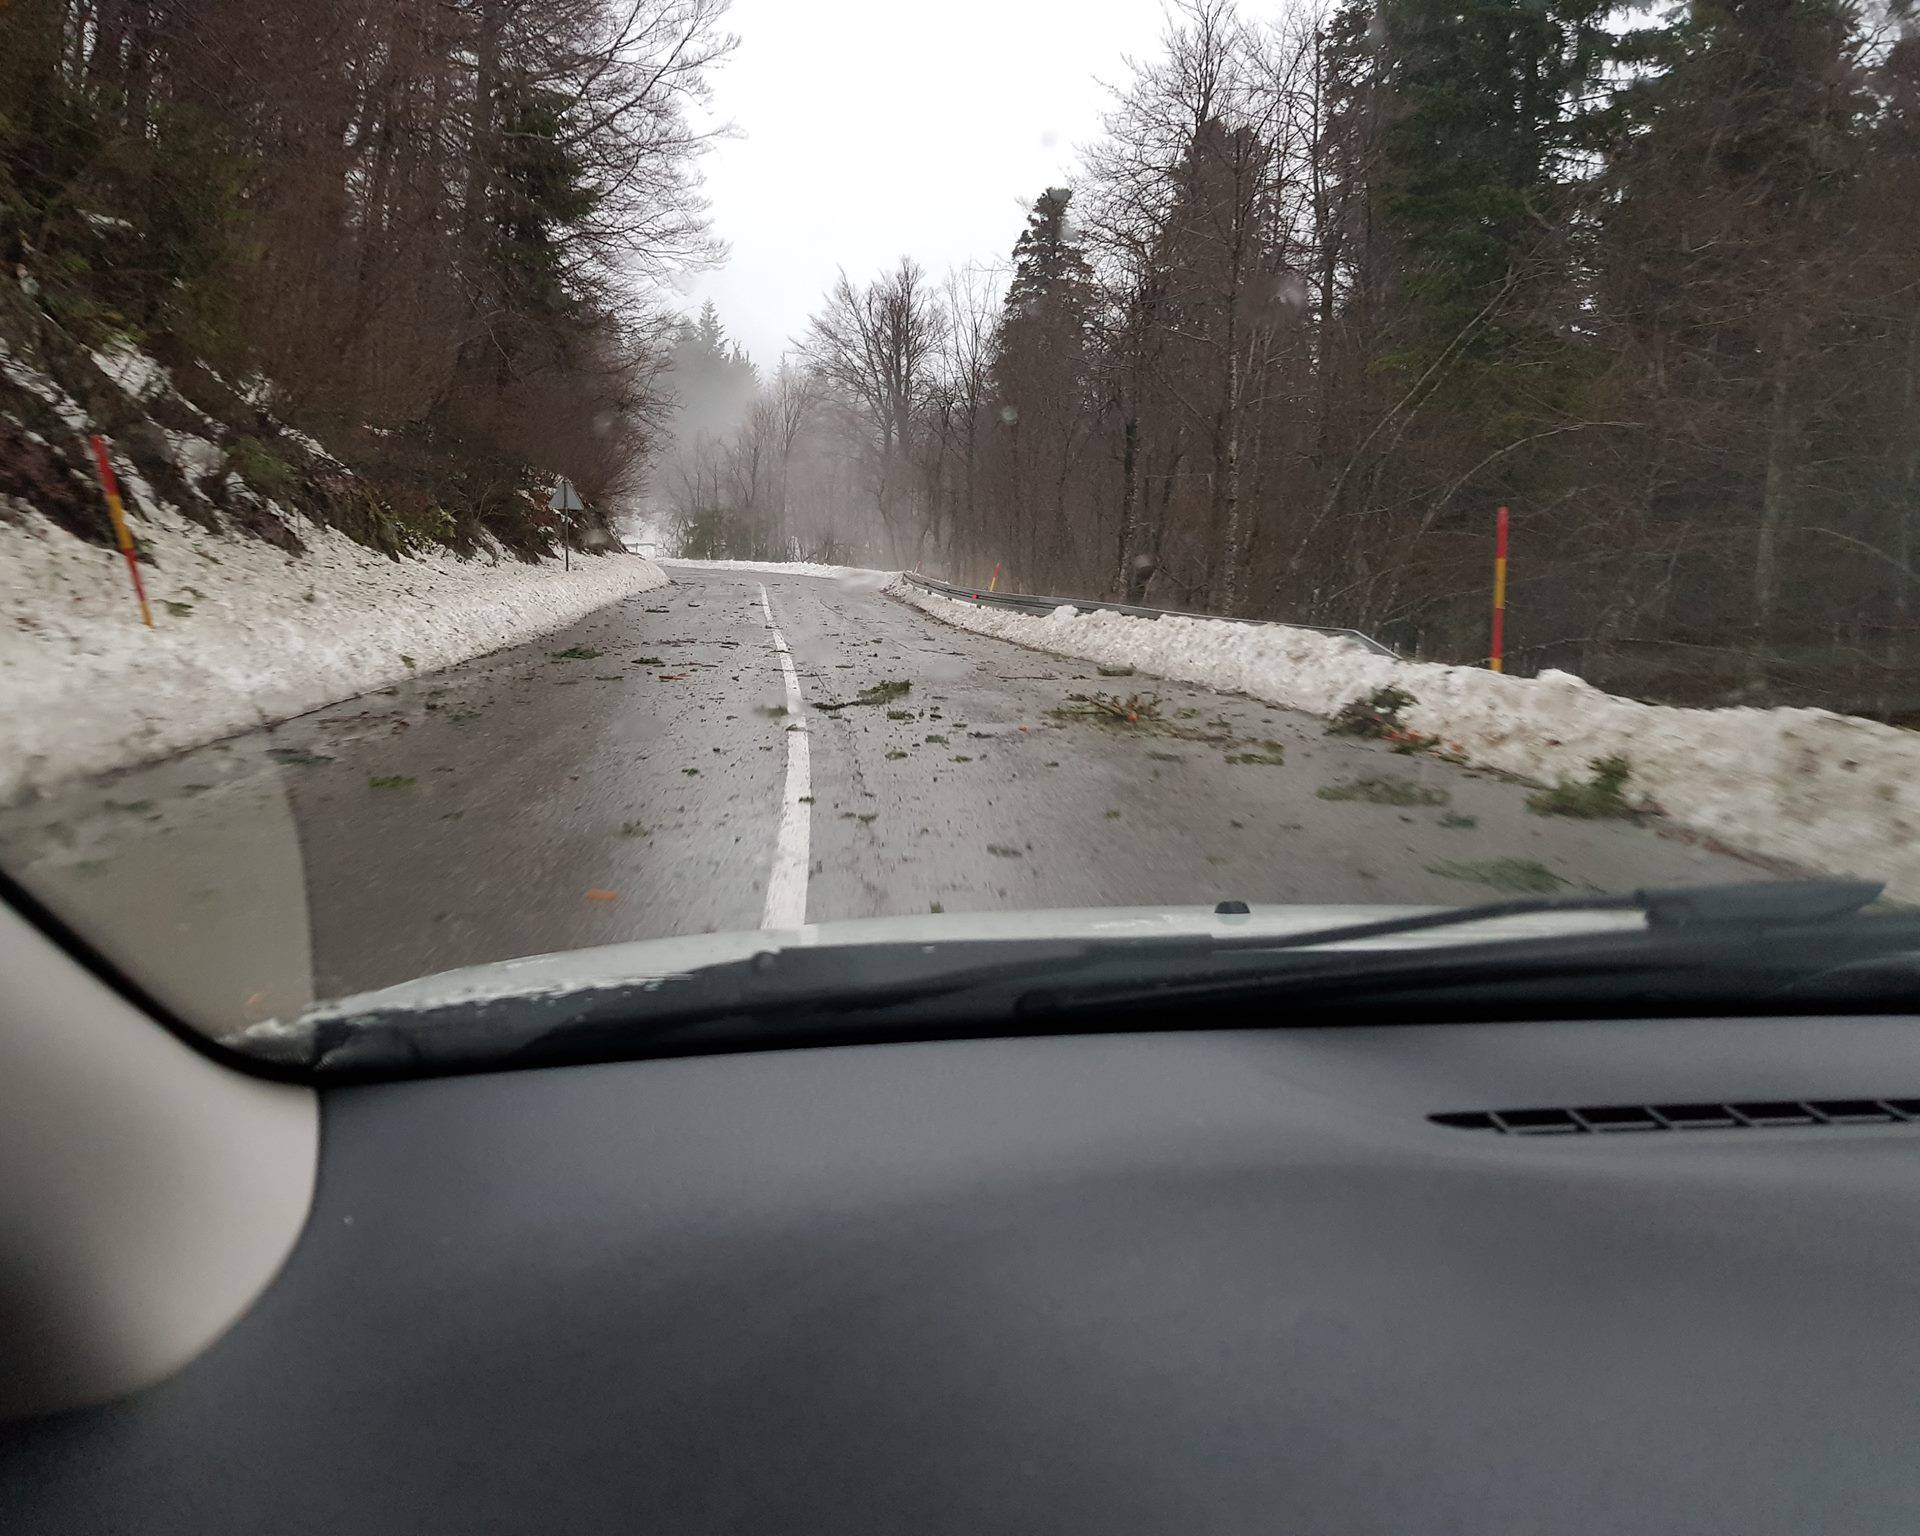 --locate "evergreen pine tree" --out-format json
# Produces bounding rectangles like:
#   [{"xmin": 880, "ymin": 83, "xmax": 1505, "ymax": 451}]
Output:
[{"xmin": 1378, "ymin": 0, "xmax": 1622, "ymax": 358}]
